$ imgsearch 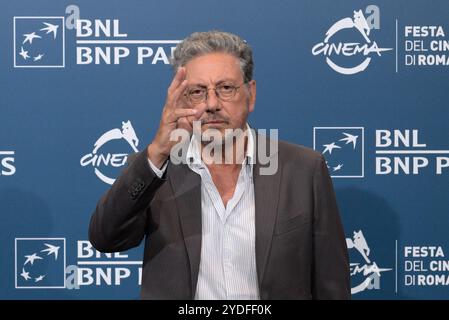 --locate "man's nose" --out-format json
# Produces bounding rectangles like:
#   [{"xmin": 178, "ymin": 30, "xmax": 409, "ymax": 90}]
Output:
[{"xmin": 206, "ymin": 89, "xmax": 220, "ymax": 112}]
